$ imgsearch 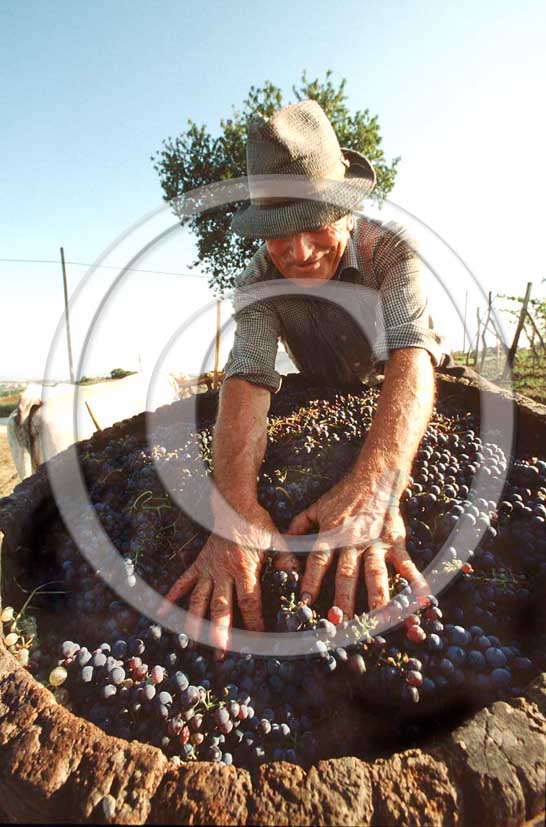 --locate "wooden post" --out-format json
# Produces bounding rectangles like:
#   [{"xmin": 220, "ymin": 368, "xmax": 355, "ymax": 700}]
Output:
[
  {"xmin": 526, "ymin": 308, "xmax": 546, "ymax": 352},
  {"xmin": 462, "ymin": 289, "xmax": 468, "ymax": 353},
  {"xmin": 213, "ymin": 300, "xmax": 221, "ymax": 389},
  {"xmin": 474, "ymin": 307, "xmax": 481, "ymax": 368},
  {"xmin": 60, "ymin": 247, "xmax": 75, "ymax": 384},
  {"xmin": 502, "ymin": 281, "xmax": 532, "ymax": 378},
  {"xmin": 479, "ymin": 292, "xmax": 493, "ymax": 372},
  {"xmin": 85, "ymin": 401, "xmax": 101, "ymax": 431}
]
